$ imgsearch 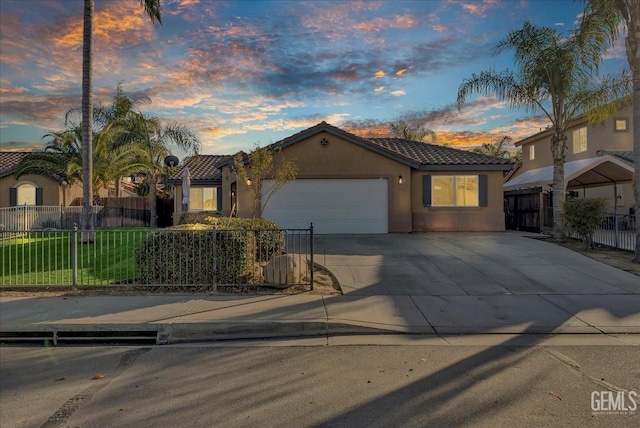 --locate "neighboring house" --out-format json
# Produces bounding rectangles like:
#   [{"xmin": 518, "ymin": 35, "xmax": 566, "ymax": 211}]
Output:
[
  {"xmin": 167, "ymin": 155, "xmax": 230, "ymax": 222},
  {"xmin": 0, "ymin": 151, "xmax": 83, "ymax": 208},
  {"xmin": 503, "ymin": 105, "xmax": 635, "ymax": 231},
  {"xmin": 216, "ymin": 122, "xmax": 513, "ymax": 234}
]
